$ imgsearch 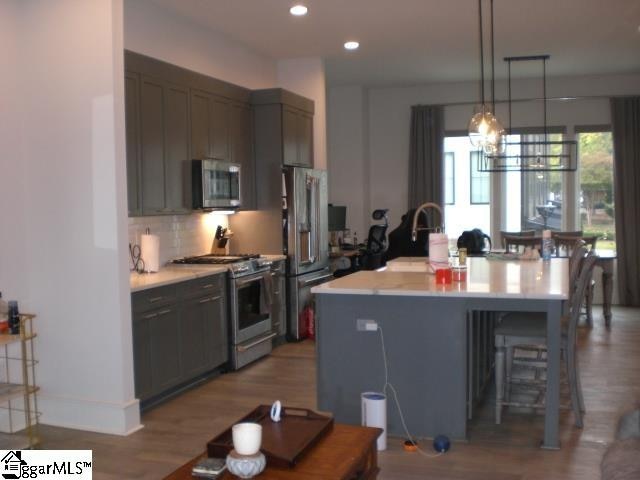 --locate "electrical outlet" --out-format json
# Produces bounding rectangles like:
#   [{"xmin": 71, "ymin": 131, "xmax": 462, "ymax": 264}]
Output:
[{"xmin": 357, "ymin": 319, "xmax": 378, "ymax": 332}]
